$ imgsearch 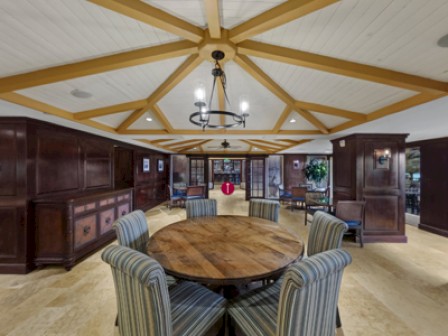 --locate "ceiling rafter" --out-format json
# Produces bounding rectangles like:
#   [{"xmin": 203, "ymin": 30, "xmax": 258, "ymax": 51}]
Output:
[
  {"xmin": 329, "ymin": 92, "xmax": 447, "ymax": 134},
  {"xmin": 116, "ymin": 54, "xmax": 202, "ymax": 132},
  {"xmin": 280, "ymin": 139, "xmax": 312, "ymax": 151},
  {"xmin": 0, "ymin": 41, "xmax": 198, "ymax": 94},
  {"xmin": 234, "ymin": 54, "xmax": 329, "ymax": 134},
  {"xmin": 136, "ymin": 139, "xmax": 173, "ymax": 152},
  {"xmin": 148, "ymin": 139, "xmax": 176, "ymax": 144},
  {"xmin": 242, "ymin": 140, "xmax": 277, "ymax": 153},
  {"xmin": 273, "ymin": 106, "xmax": 293, "ymax": 133},
  {"xmin": 177, "ymin": 140, "xmax": 211, "ymax": 152},
  {"xmin": 0, "ymin": 92, "xmax": 117, "ymax": 133},
  {"xmin": 166, "ymin": 139, "xmax": 206, "ymax": 149},
  {"xmin": 253, "ymin": 139, "xmax": 287, "ymax": 149},
  {"xmin": 88, "ymin": 0, "xmax": 204, "ymax": 43},
  {"xmin": 204, "ymin": 0, "xmax": 221, "ymax": 39},
  {"xmin": 74, "ymin": 100, "xmax": 147, "ymax": 120},
  {"xmin": 150, "ymin": 104, "xmax": 174, "ymax": 133},
  {"xmin": 229, "ymin": 0, "xmax": 340, "ymax": 44},
  {"xmin": 237, "ymin": 40, "xmax": 448, "ymax": 95},
  {"xmin": 294, "ymin": 101, "xmax": 366, "ymax": 121}
]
